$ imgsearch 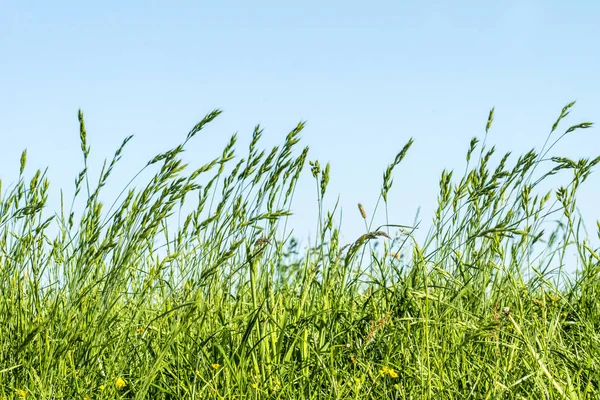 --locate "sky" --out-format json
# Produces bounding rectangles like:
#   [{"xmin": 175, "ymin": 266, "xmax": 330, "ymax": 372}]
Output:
[{"xmin": 1, "ymin": 0, "xmax": 600, "ymax": 255}]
